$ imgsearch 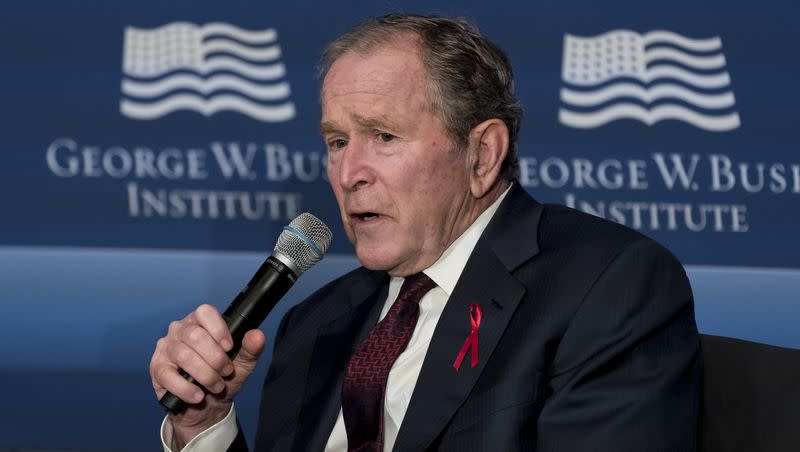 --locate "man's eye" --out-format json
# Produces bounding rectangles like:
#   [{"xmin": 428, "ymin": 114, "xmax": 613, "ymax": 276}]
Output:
[
  {"xmin": 378, "ymin": 133, "xmax": 395, "ymax": 143},
  {"xmin": 329, "ymin": 139, "xmax": 347, "ymax": 149}
]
